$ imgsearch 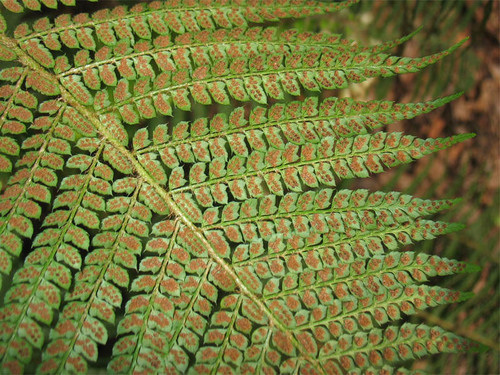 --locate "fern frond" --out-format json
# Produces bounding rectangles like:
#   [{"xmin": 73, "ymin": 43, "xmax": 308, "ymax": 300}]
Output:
[
  {"xmin": 52, "ymin": 27, "xmax": 464, "ymax": 114},
  {"xmin": 13, "ymin": 0, "xmax": 357, "ymax": 40},
  {"xmin": 0, "ymin": 1, "xmax": 478, "ymax": 374}
]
